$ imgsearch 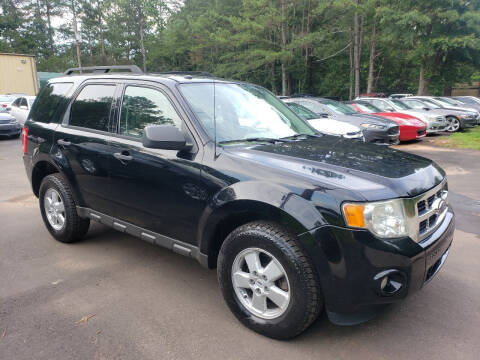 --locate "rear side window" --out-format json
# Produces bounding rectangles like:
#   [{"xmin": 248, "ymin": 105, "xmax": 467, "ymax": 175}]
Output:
[
  {"xmin": 70, "ymin": 84, "xmax": 115, "ymax": 132},
  {"xmin": 29, "ymin": 82, "xmax": 73, "ymax": 123},
  {"xmin": 119, "ymin": 86, "xmax": 182, "ymax": 138}
]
